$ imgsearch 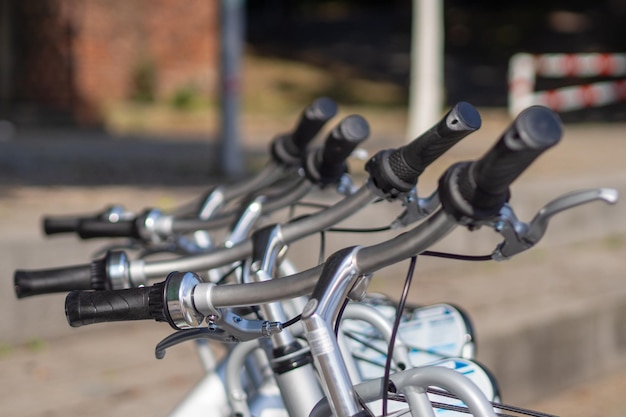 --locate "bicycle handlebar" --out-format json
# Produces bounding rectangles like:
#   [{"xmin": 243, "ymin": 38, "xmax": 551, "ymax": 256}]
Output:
[
  {"xmin": 43, "ymin": 215, "xmax": 91, "ymax": 235},
  {"xmin": 290, "ymin": 97, "xmax": 339, "ymax": 155},
  {"xmin": 399, "ymin": 101, "xmax": 481, "ymax": 176},
  {"xmin": 67, "ymin": 114, "xmax": 367, "ymax": 242},
  {"xmin": 77, "ymin": 217, "xmax": 140, "ymax": 240},
  {"xmin": 41, "ymin": 98, "xmax": 337, "ymax": 239},
  {"xmin": 304, "ymin": 114, "xmax": 370, "ymax": 185},
  {"xmin": 16, "ymin": 103, "xmax": 480, "ymax": 296},
  {"xmin": 473, "ymin": 105, "xmax": 562, "ymax": 197},
  {"xmin": 43, "ymin": 205, "xmax": 130, "ymax": 236},
  {"xmin": 366, "ymin": 101, "xmax": 481, "ymax": 197},
  {"xmin": 439, "ymin": 105, "xmax": 562, "ymax": 220},
  {"xmin": 271, "ymin": 97, "xmax": 338, "ymax": 165},
  {"xmin": 62, "ymin": 106, "xmax": 564, "ymax": 328},
  {"xmin": 15, "ymin": 258, "xmax": 106, "ymax": 298},
  {"xmin": 65, "ymin": 285, "xmax": 162, "ymax": 327}
]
